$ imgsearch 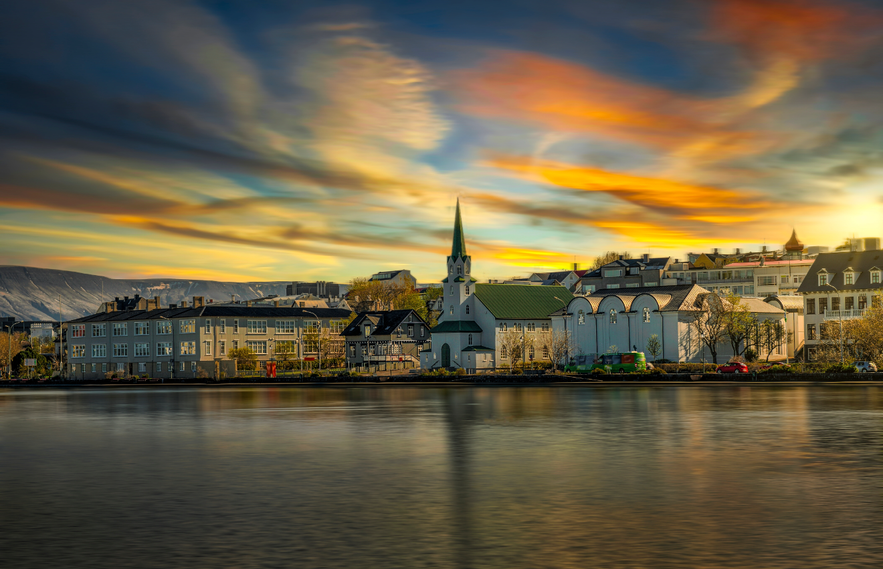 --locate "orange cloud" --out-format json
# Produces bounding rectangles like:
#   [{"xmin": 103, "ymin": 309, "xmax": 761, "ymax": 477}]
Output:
[{"xmin": 488, "ymin": 156, "xmax": 775, "ymax": 217}]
